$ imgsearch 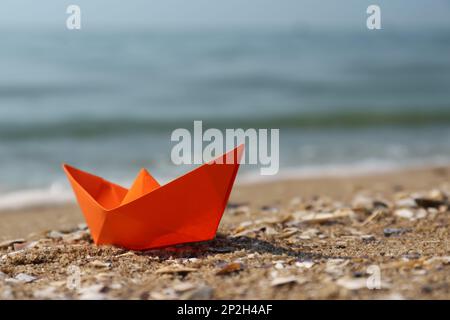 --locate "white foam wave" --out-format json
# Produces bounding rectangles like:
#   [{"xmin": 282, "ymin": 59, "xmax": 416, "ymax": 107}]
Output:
[{"xmin": 0, "ymin": 182, "xmax": 74, "ymax": 211}]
